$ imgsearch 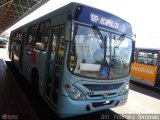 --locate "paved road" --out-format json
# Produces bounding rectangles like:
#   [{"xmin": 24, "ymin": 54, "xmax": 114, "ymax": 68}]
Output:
[
  {"xmin": 0, "ymin": 59, "xmax": 38, "ymax": 120},
  {"xmin": 112, "ymin": 82, "xmax": 160, "ymax": 114}
]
